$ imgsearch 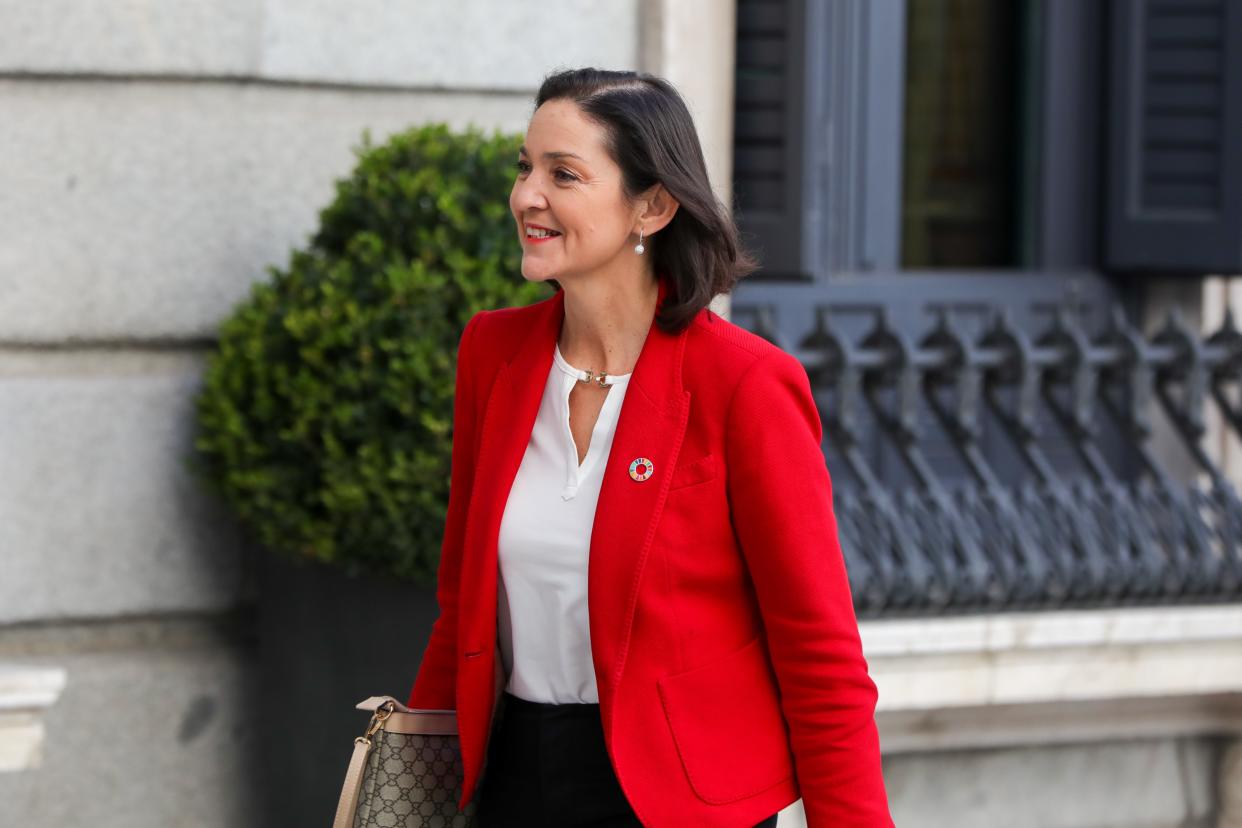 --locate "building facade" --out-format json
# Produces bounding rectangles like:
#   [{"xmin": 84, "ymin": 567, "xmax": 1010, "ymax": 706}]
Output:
[{"xmin": 2, "ymin": 1, "xmax": 1240, "ymax": 826}]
